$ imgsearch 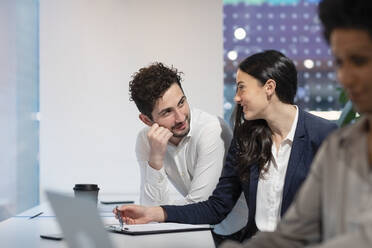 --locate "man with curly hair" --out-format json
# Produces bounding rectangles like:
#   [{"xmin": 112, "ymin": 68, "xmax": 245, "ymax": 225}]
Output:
[{"xmin": 129, "ymin": 62, "xmax": 246, "ymax": 238}]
